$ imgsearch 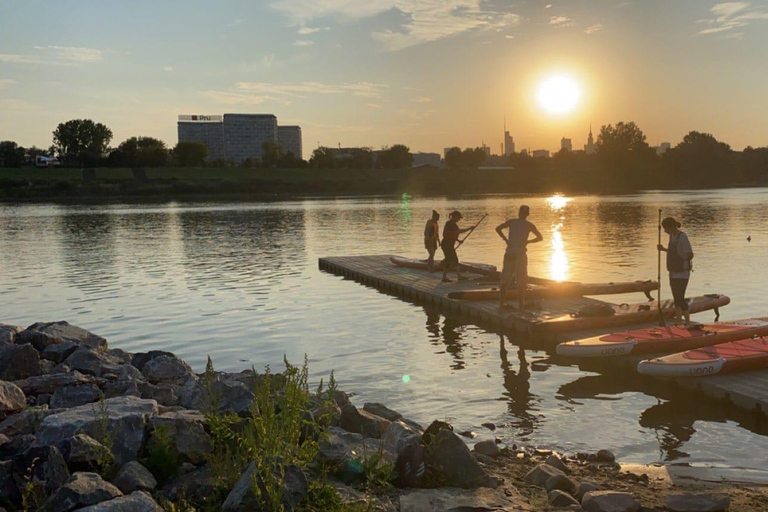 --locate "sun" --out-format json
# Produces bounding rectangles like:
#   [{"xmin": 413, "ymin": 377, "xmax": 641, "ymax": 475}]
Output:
[{"xmin": 537, "ymin": 75, "xmax": 581, "ymax": 114}]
